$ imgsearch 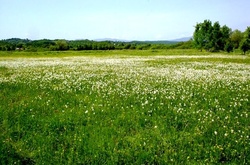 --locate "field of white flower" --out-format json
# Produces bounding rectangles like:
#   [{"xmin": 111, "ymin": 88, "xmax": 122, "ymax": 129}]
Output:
[{"xmin": 0, "ymin": 53, "xmax": 249, "ymax": 164}]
